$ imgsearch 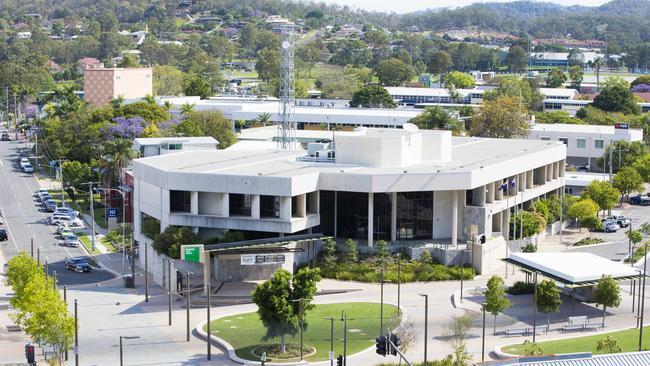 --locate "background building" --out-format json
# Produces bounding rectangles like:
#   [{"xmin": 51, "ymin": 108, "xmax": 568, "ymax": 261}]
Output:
[{"xmin": 84, "ymin": 67, "xmax": 152, "ymax": 106}]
